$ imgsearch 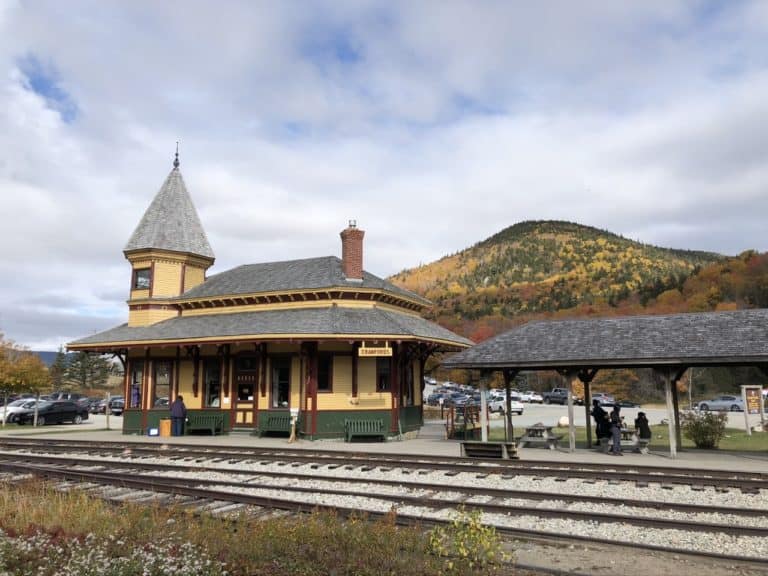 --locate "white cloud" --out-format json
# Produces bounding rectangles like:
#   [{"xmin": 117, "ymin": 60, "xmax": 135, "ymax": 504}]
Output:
[{"xmin": 0, "ymin": 1, "xmax": 767, "ymax": 349}]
